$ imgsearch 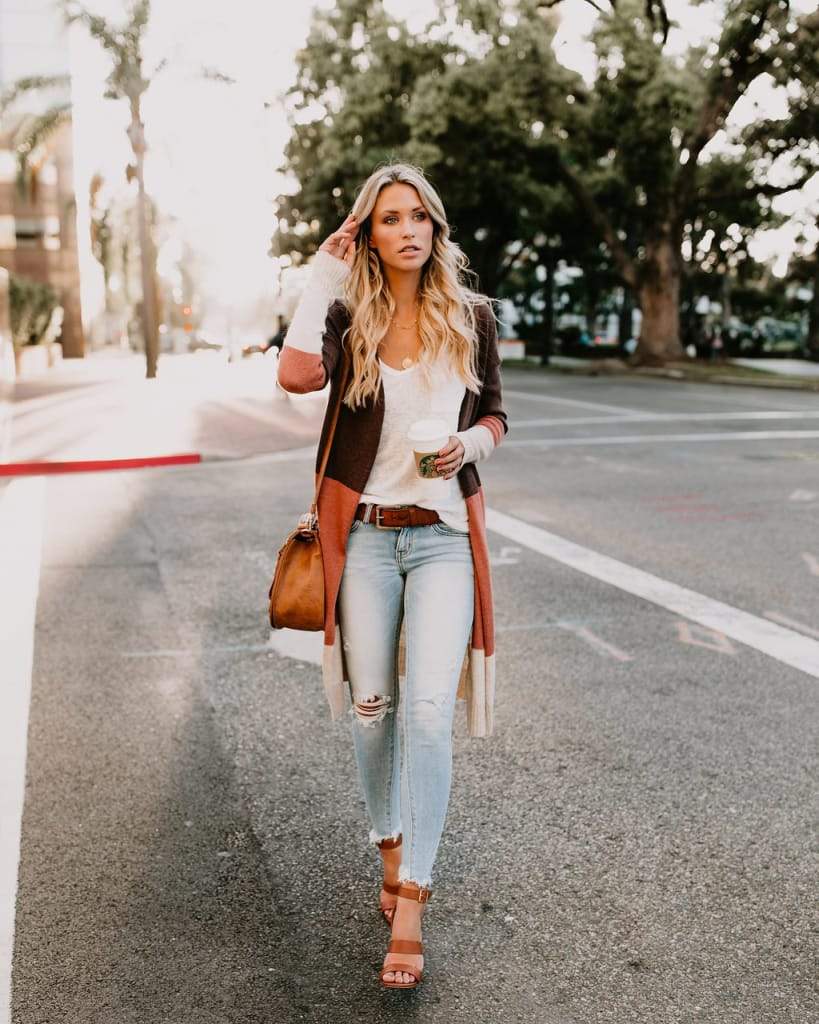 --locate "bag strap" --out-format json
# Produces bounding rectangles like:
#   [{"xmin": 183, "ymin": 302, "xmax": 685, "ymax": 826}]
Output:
[{"xmin": 308, "ymin": 339, "xmax": 351, "ymax": 520}]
